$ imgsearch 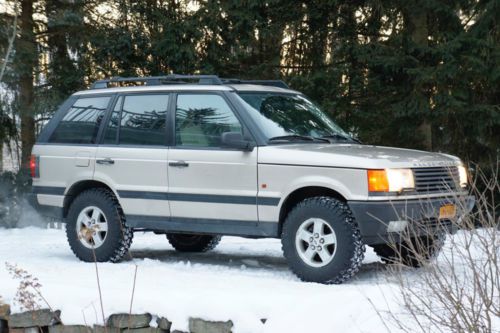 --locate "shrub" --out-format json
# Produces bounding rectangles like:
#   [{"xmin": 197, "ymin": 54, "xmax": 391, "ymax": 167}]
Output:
[{"xmin": 376, "ymin": 166, "xmax": 499, "ymax": 333}]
